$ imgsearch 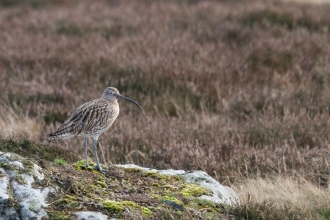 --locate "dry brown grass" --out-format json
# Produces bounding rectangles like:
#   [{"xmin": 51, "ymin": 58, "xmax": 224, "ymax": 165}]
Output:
[
  {"xmin": 0, "ymin": 103, "xmax": 40, "ymax": 137},
  {"xmin": 233, "ymin": 177, "xmax": 330, "ymax": 219},
  {"xmin": 1, "ymin": 0, "xmax": 330, "ymax": 218},
  {"xmin": 236, "ymin": 177, "xmax": 330, "ymax": 209}
]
